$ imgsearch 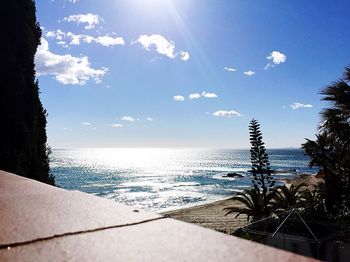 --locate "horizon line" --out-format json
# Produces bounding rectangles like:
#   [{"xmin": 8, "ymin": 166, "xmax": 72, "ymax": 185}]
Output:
[{"xmin": 51, "ymin": 146, "xmax": 303, "ymax": 150}]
